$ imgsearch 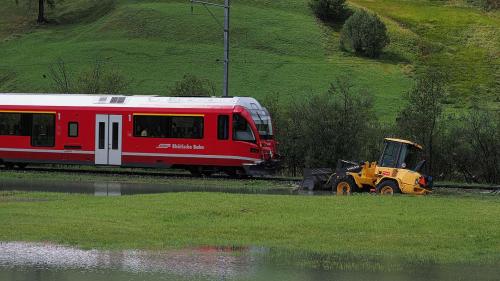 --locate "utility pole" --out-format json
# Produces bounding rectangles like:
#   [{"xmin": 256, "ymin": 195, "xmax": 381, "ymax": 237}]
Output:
[{"xmin": 190, "ymin": 0, "xmax": 231, "ymax": 97}]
